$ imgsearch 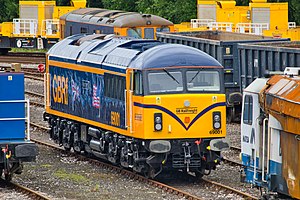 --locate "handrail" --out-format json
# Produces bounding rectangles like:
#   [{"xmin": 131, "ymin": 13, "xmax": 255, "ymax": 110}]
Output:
[
  {"xmin": 13, "ymin": 18, "xmax": 38, "ymax": 36},
  {"xmin": 235, "ymin": 23, "xmax": 269, "ymax": 35},
  {"xmin": 208, "ymin": 22, "xmax": 233, "ymax": 32},
  {"xmin": 191, "ymin": 19, "xmax": 215, "ymax": 28},
  {"xmin": 41, "ymin": 19, "xmax": 60, "ymax": 38},
  {"xmin": 262, "ymin": 118, "xmax": 268, "ymax": 182}
]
